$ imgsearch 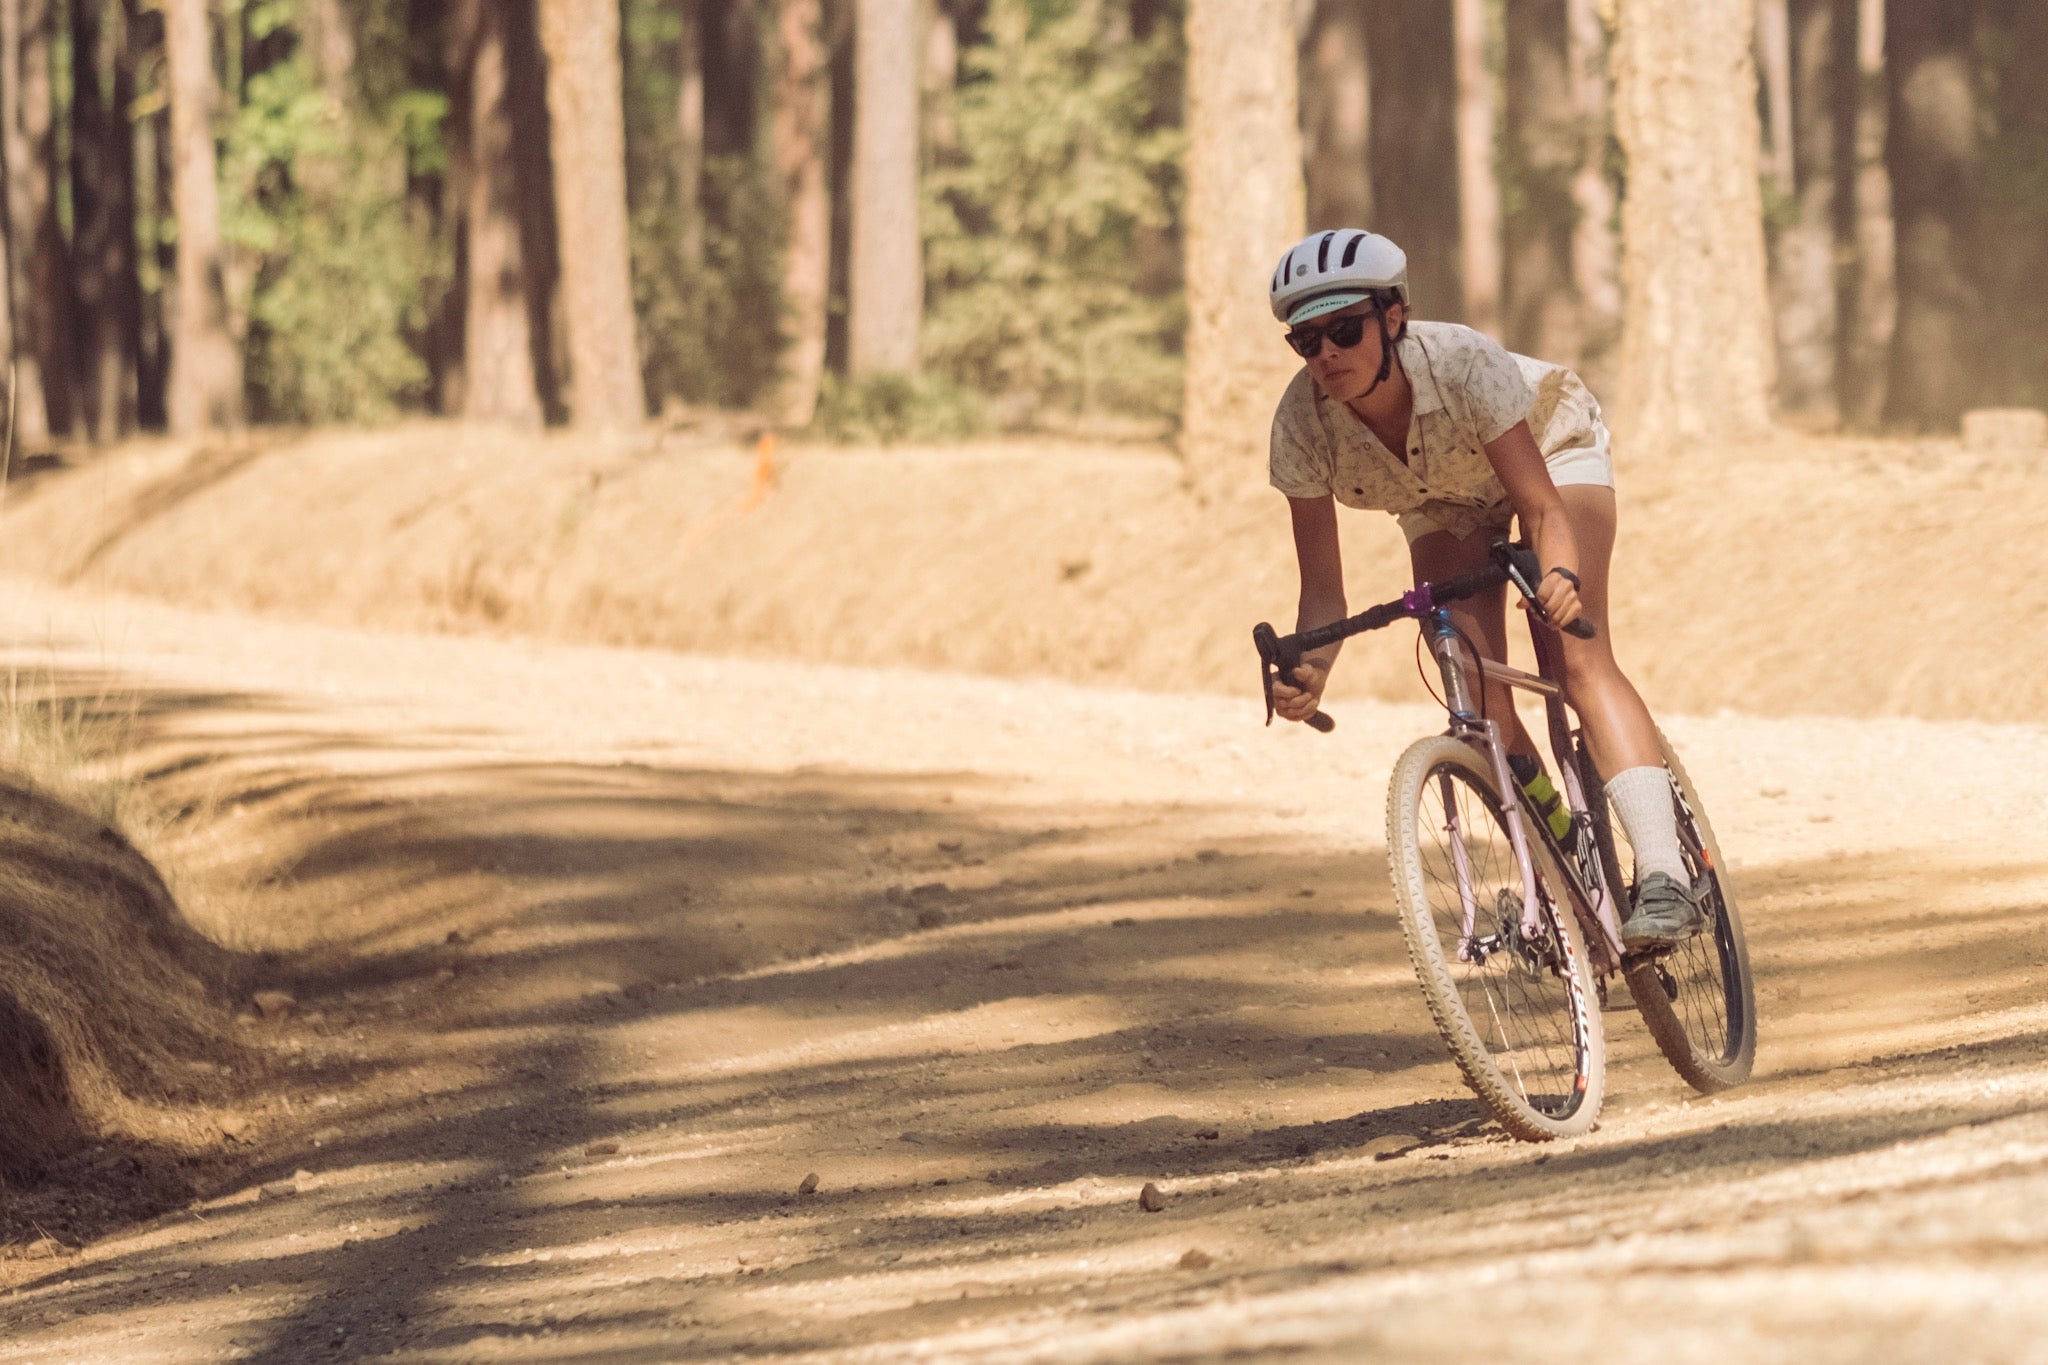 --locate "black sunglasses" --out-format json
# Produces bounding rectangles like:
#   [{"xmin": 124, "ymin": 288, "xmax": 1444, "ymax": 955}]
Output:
[{"xmin": 1284, "ymin": 310, "xmax": 1376, "ymax": 359}]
